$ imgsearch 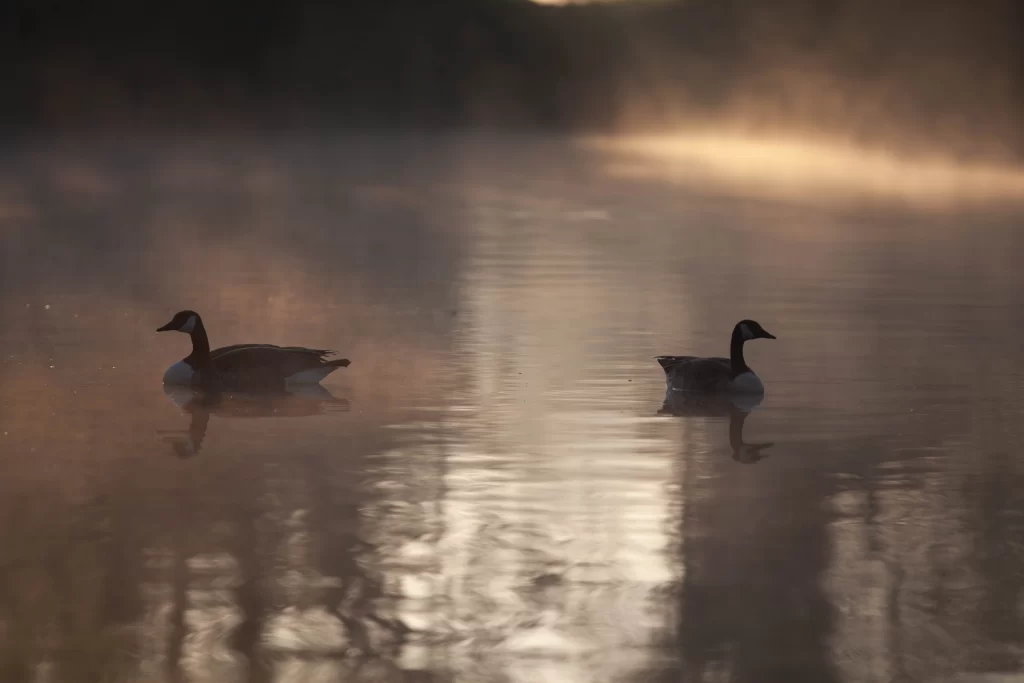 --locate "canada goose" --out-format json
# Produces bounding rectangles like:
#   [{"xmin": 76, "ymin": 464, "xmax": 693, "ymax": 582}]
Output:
[
  {"xmin": 157, "ymin": 310, "xmax": 350, "ymax": 390},
  {"xmin": 656, "ymin": 319, "xmax": 775, "ymax": 393}
]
